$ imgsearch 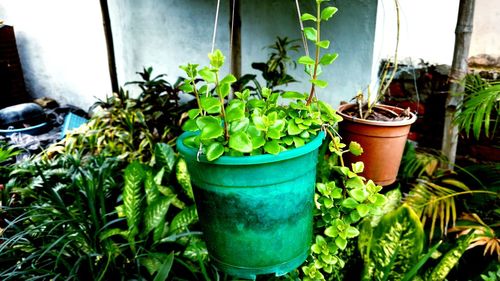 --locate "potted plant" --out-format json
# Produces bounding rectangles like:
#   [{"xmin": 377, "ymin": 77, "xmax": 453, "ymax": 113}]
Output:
[
  {"xmin": 176, "ymin": 1, "xmax": 341, "ymax": 278},
  {"xmin": 336, "ymin": 0, "xmax": 416, "ymax": 186}
]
